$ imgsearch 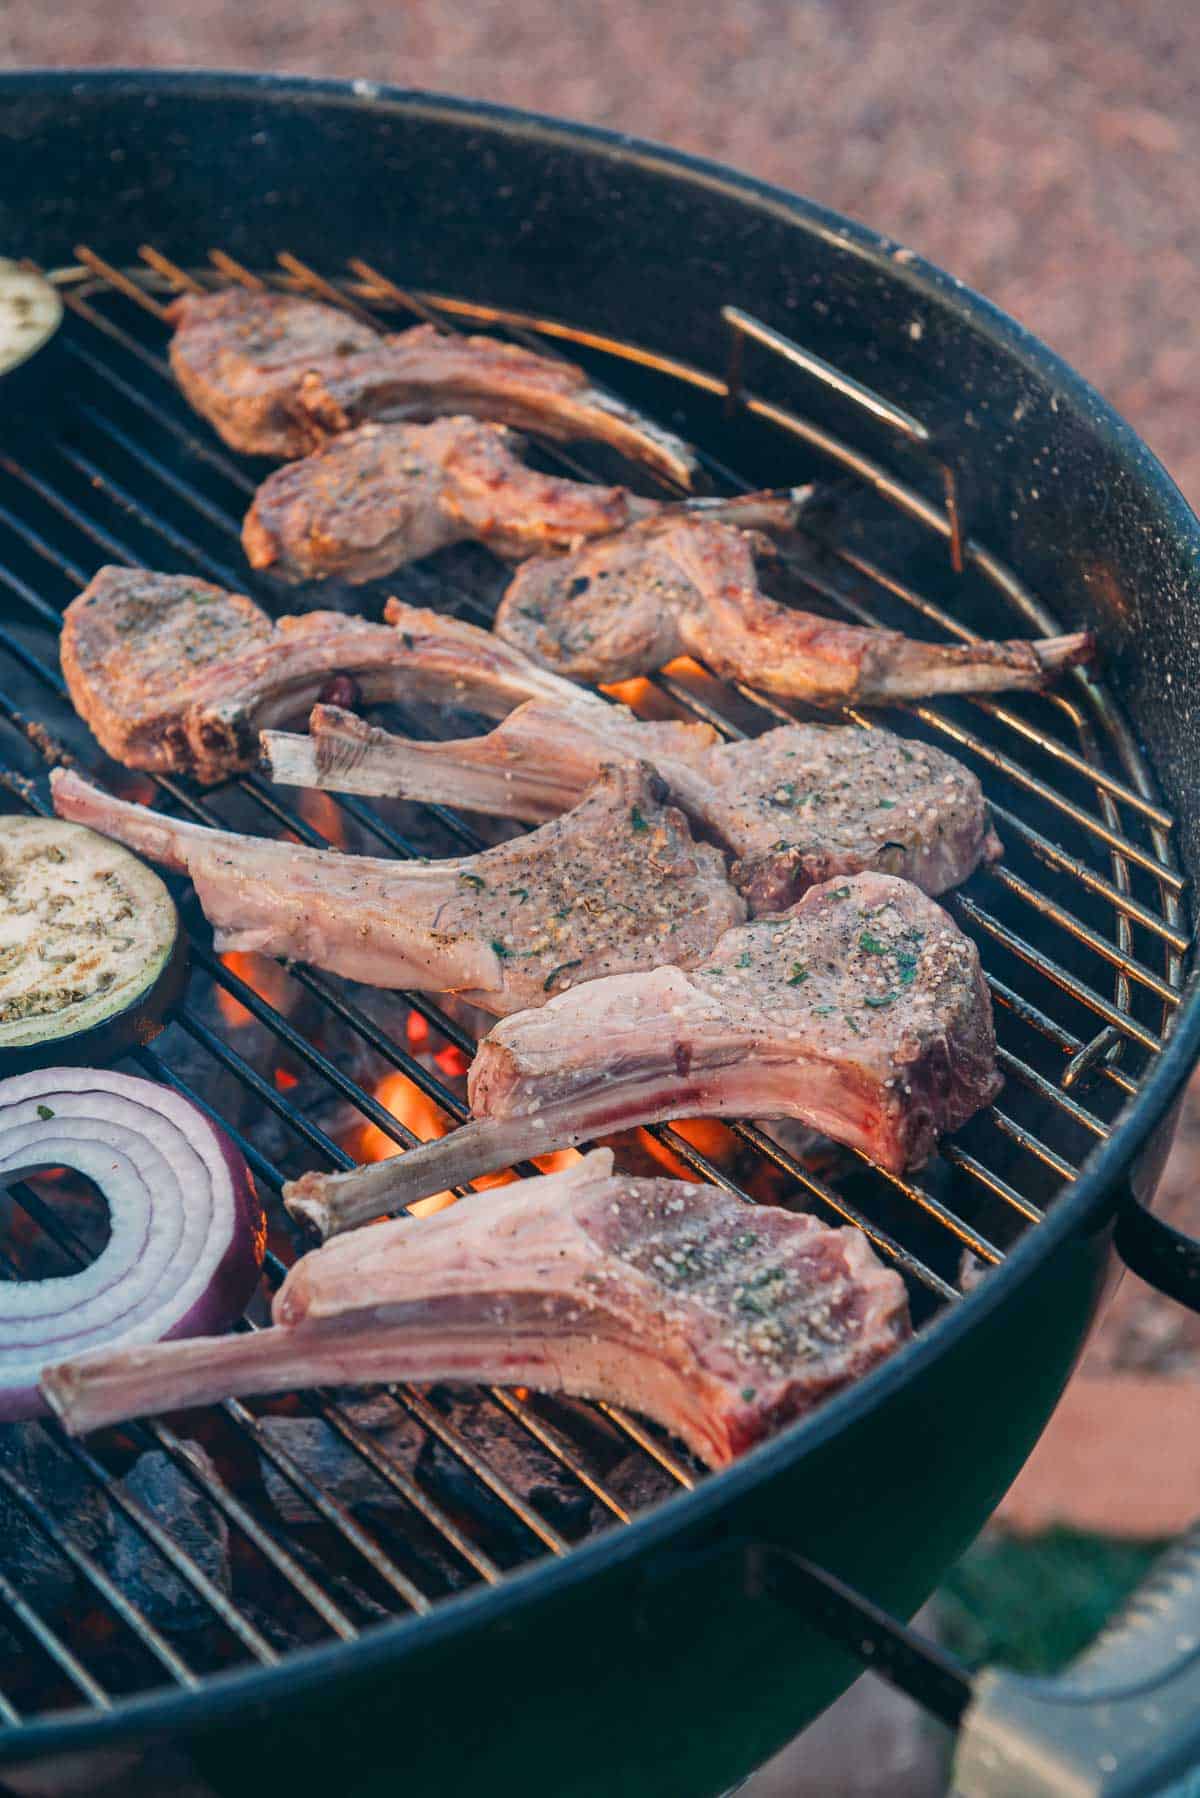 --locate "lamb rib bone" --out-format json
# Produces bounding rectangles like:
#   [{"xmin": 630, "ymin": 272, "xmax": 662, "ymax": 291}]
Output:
[
  {"xmin": 262, "ymin": 699, "xmax": 715, "ymax": 819},
  {"xmin": 495, "ymin": 510, "xmax": 1094, "ymax": 705},
  {"xmin": 60, "ymin": 567, "xmax": 601, "ymax": 784},
  {"xmin": 40, "ymin": 1150, "xmax": 912, "ymax": 1469},
  {"xmin": 50, "ymin": 762, "xmax": 744, "ymax": 1016},
  {"xmin": 283, "ymin": 870, "xmax": 1002, "ymax": 1238},
  {"xmin": 241, "ymin": 413, "xmax": 813, "ymax": 585},
  {"xmin": 261, "ymin": 699, "xmax": 1001, "ymax": 909},
  {"xmin": 167, "ymin": 287, "xmax": 700, "ymax": 486}
]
